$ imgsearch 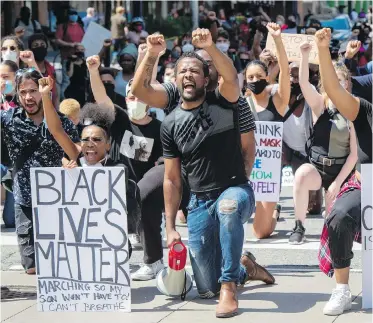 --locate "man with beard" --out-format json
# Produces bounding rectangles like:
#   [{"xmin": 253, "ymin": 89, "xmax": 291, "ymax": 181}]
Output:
[
  {"xmin": 0, "ymin": 69, "xmax": 79, "ymax": 275},
  {"xmin": 132, "ymin": 30, "xmax": 275, "ymax": 318}
]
